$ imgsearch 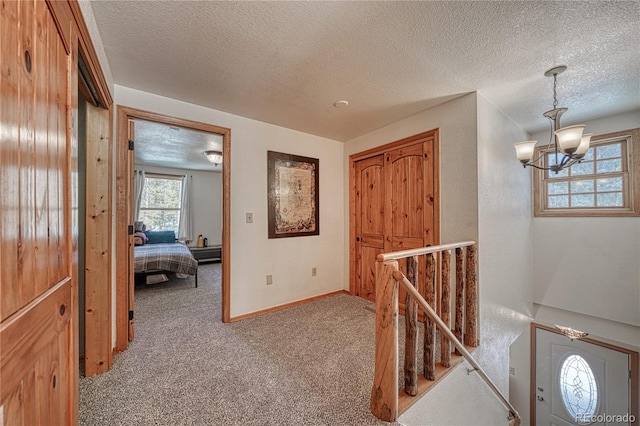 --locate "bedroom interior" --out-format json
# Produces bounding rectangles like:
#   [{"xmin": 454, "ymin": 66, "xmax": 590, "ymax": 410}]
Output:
[{"xmin": 131, "ymin": 120, "xmax": 223, "ymax": 289}]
